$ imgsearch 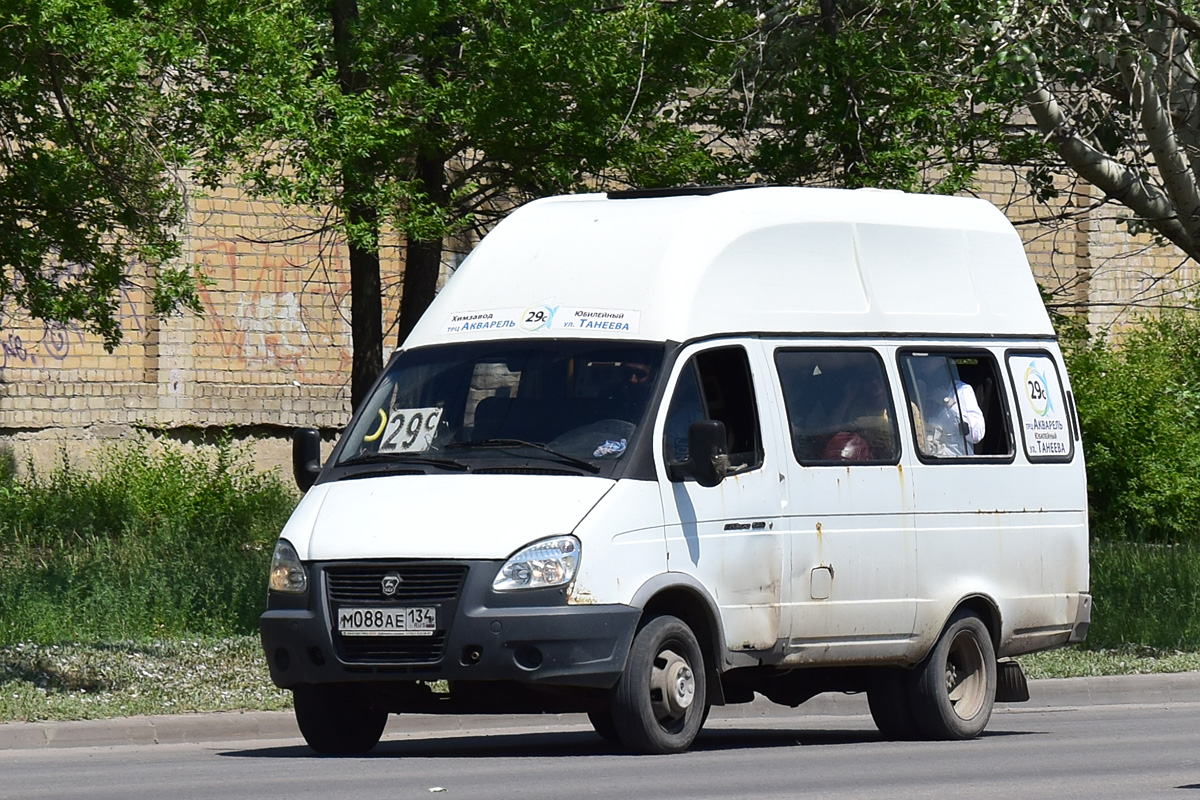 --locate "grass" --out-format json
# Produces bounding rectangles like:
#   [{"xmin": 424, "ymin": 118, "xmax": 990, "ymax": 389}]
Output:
[
  {"xmin": 1019, "ymin": 646, "xmax": 1200, "ymax": 678},
  {"xmin": 1, "ymin": 434, "xmax": 1200, "ymax": 725},
  {"xmin": 1085, "ymin": 540, "xmax": 1200, "ymax": 650},
  {"xmin": 0, "ymin": 636, "xmax": 291, "ymax": 722},
  {"xmin": 0, "ymin": 434, "xmax": 296, "ymax": 644}
]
